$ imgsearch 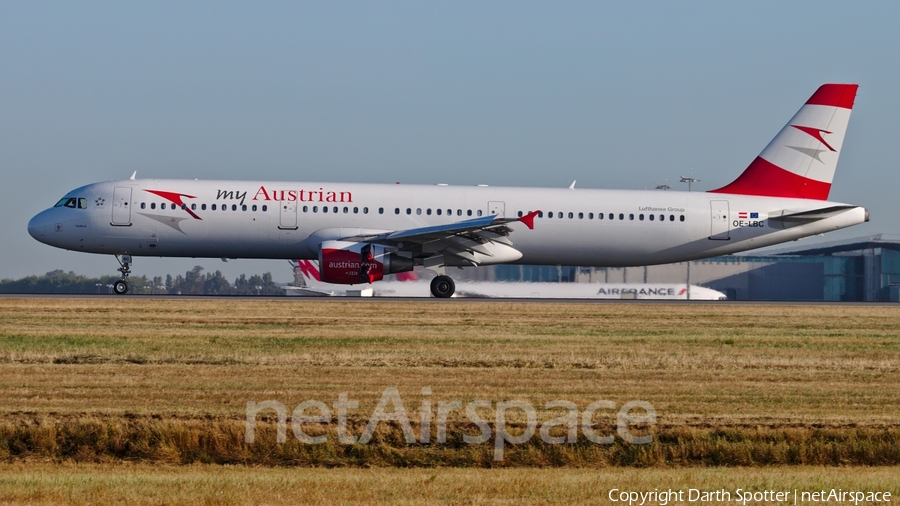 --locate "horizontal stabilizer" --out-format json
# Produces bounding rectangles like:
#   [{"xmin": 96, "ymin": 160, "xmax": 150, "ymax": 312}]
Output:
[
  {"xmin": 768, "ymin": 205, "xmax": 858, "ymax": 223},
  {"xmin": 767, "ymin": 205, "xmax": 860, "ymax": 229}
]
